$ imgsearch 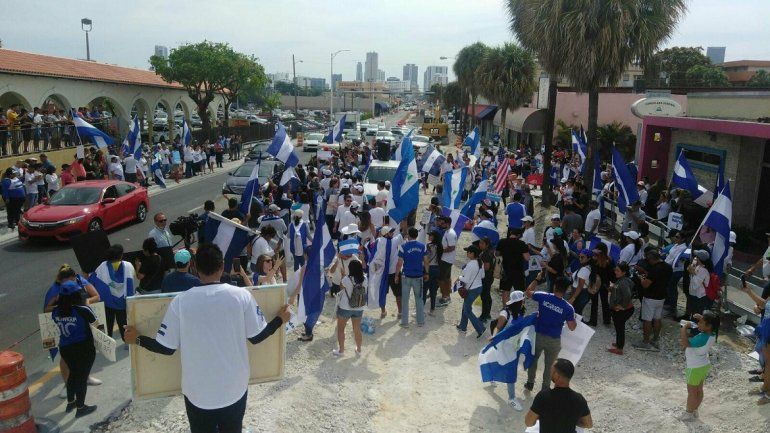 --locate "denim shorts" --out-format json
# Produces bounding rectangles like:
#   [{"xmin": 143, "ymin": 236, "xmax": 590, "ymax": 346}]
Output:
[{"xmin": 337, "ymin": 307, "xmax": 363, "ymax": 319}]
